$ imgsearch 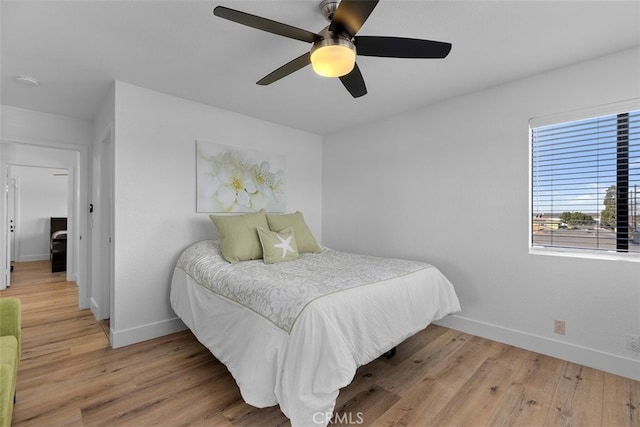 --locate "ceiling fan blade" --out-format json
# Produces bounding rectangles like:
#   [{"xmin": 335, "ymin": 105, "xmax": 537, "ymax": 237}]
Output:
[
  {"xmin": 257, "ymin": 52, "xmax": 311, "ymax": 86},
  {"xmin": 355, "ymin": 36, "xmax": 452, "ymax": 58},
  {"xmin": 339, "ymin": 63, "xmax": 367, "ymax": 98},
  {"xmin": 214, "ymin": 6, "xmax": 320, "ymax": 44},
  {"xmin": 329, "ymin": 0, "xmax": 379, "ymax": 37}
]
